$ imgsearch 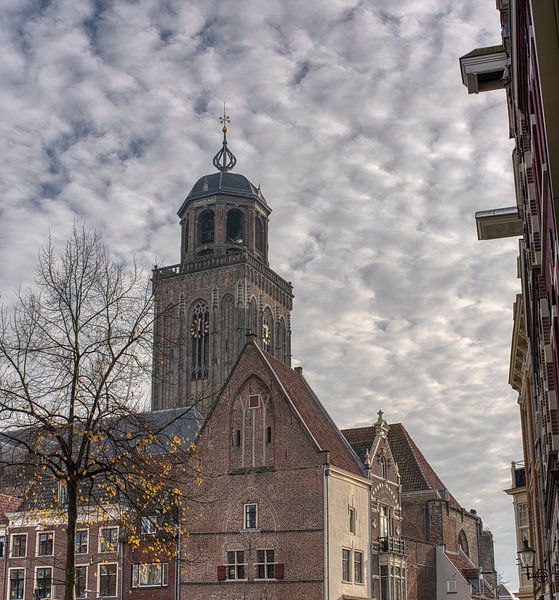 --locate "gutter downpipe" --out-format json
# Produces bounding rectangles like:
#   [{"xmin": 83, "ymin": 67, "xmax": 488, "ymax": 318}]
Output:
[
  {"xmin": 324, "ymin": 466, "xmax": 329, "ymax": 600},
  {"xmin": 175, "ymin": 504, "xmax": 181, "ymax": 600},
  {"xmin": 2, "ymin": 526, "xmax": 9, "ymax": 600},
  {"xmin": 119, "ymin": 540, "xmax": 124, "ymax": 600}
]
